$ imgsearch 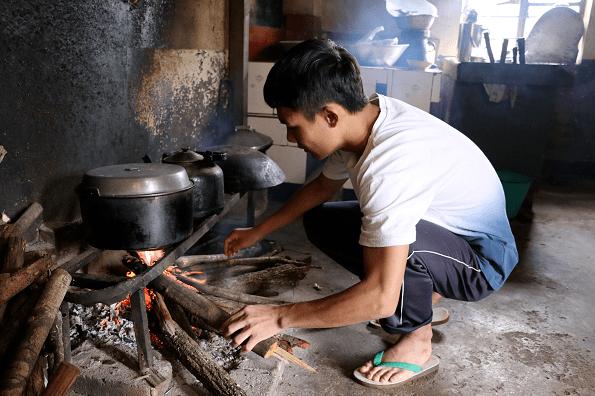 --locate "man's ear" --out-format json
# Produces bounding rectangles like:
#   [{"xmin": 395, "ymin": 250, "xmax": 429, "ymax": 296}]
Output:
[{"xmin": 322, "ymin": 105, "xmax": 339, "ymax": 128}]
